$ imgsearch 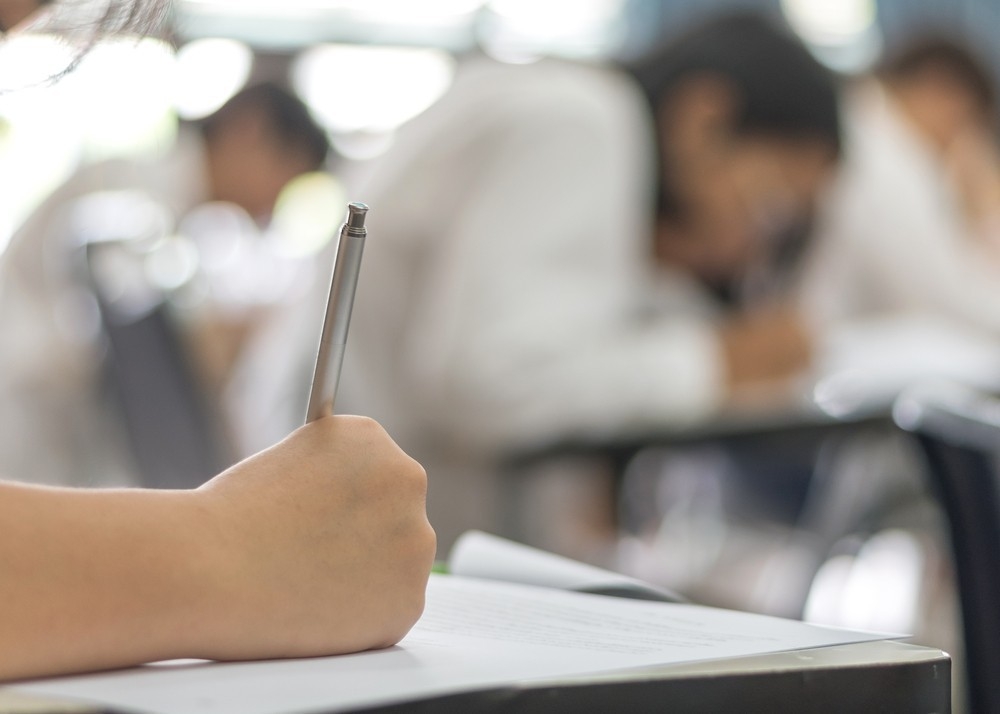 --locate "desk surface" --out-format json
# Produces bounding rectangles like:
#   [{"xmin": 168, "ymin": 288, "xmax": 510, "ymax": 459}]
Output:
[
  {"xmin": 0, "ymin": 641, "xmax": 949, "ymax": 714},
  {"xmin": 412, "ymin": 641, "xmax": 949, "ymax": 714},
  {"xmin": 505, "ymin": 391, "xmax": 891, "ymax": 470}
]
